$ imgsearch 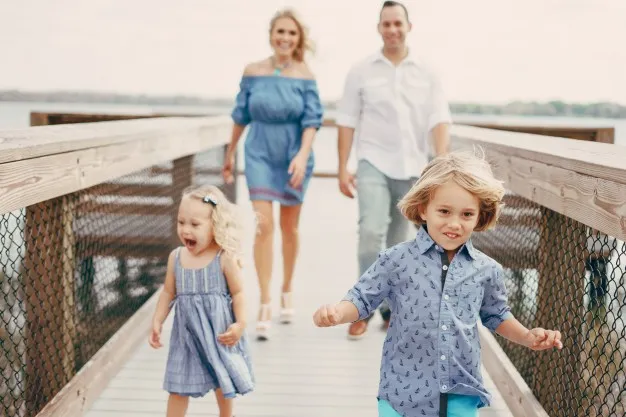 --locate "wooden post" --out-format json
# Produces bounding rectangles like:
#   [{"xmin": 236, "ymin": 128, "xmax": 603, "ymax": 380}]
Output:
[
  {"xmin": 222, "ymin": 144, "xmax": 237, "ymax": 203},
  {"xmin": 24, "ymin": 196, "xmax": 76, "ymax": 416},
  {"xmin": 535, "ymin": 209, "xmax": 587, "ymax": 416},
  {"xmin": 29, "ymin": 113, "xmax": 49, "ymax": 127},
  {"xmin": 171, "ymin": 156, "xmax": 195, "ymax": 245},
  {"xmin": 594, "ymin": 128, "xmax": 615, "ymax": 144},
  {"xmin": 22, "ymin": 113, "xmax": 76, "ymax": 415},
  {"xmin": 60, "ymin": 196, "xmax": 77, "ymax": 379}
]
